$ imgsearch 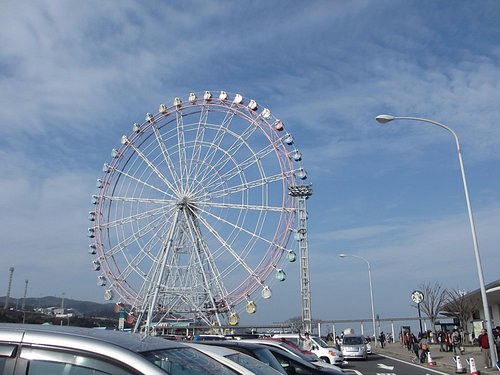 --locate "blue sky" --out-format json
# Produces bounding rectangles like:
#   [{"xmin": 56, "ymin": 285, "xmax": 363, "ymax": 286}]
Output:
[{"xmin": 1, "ymin": 1, "xmax": 500, "ymax": 332}]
